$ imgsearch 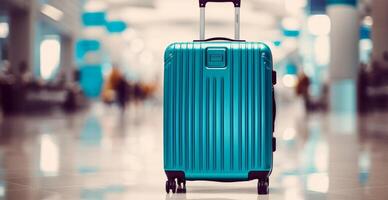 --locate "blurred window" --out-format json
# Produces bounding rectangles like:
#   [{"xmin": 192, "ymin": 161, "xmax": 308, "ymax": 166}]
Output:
[
  {"xmin": 40, "ymin": 36, "xmax": 61, "ymax": 80},
  {"xmin": 0, "ymin": 22, "xmax": 9, "ymax": 38}
]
